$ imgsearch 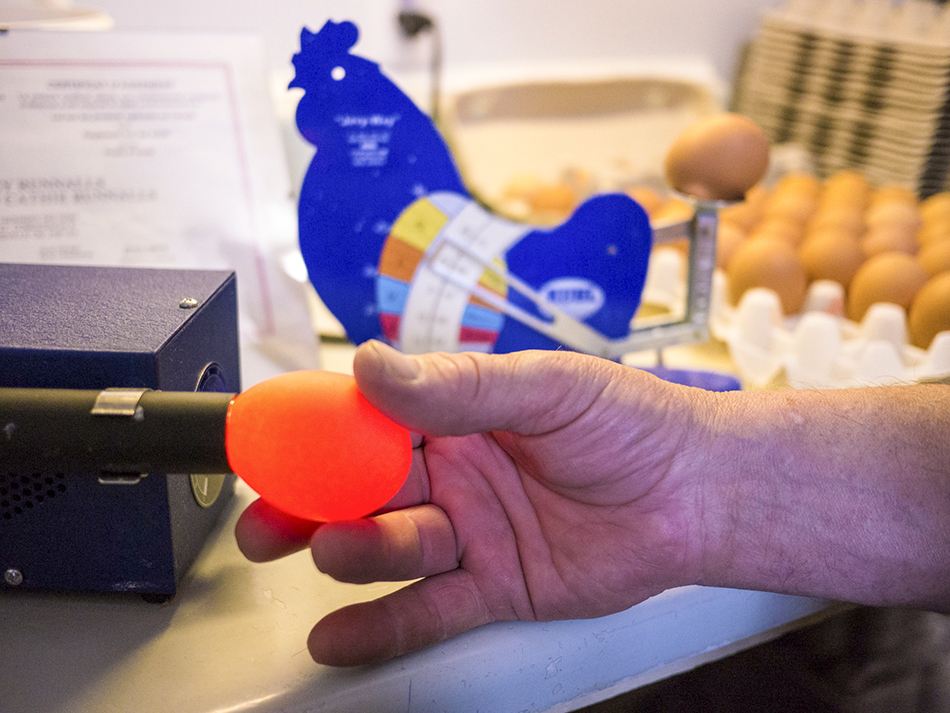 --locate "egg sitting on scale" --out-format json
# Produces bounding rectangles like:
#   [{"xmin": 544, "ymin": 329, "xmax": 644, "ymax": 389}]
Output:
[{"xmin": 292, "ymin": 20, "xmax": 769, "ymax": 358}]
